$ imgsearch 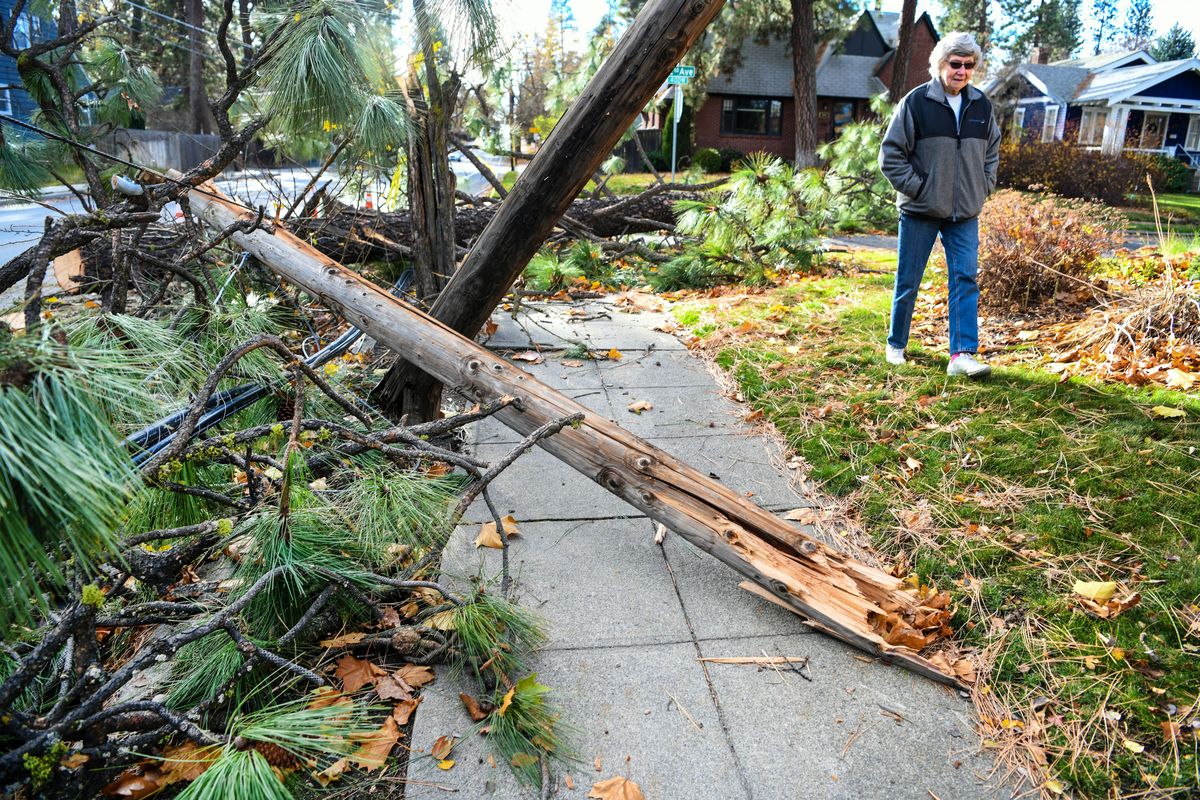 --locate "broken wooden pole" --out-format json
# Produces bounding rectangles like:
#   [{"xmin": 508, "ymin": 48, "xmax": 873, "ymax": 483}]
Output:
[
  {"xmin": 371, "ymin": 0, "xmax": 727, "ymax": 416},
  {"xmin": 190, "ymin": 187, "xmax": 965, "ymax": 689}
]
